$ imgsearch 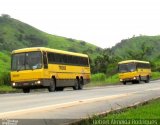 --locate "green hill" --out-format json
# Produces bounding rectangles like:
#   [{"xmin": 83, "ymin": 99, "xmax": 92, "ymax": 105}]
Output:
[
  {"xmin": 111, "ymin": 35, "xmax": 160, "ymax": 71},
  {"xmin": 93, "ymin": 35, "xmax": 160, "ymax": 75},
  {"xmin": 0, "ymin": 15, "xmax": 102, "ymax": 84},
  {"xmin": 0, "ymin": 15, "xmax": 102, "ymax": 53},
  {"xmin": 112, "ymin": 35, "xmax": 160, "ymax": 60}
]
